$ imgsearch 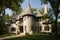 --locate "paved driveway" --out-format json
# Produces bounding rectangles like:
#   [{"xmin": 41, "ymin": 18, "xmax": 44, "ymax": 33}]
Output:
[{"xmin": 0, "ymin": 33, "xmax": 25, "ymax": 40}]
